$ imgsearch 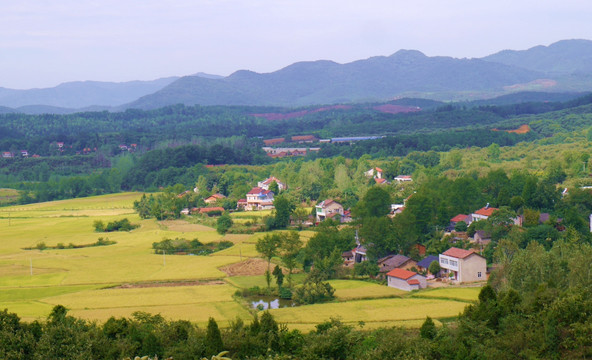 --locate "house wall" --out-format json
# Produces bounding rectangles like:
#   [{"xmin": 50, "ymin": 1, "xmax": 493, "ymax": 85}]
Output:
[
  {"xmin": 387, "ymin": 274, "xmax": 426, "ymax": 291},
  {"xmin": 459, "ymin": 254, "xmax": 486, "ymax": 283},
  {"xmin": 401, "ymin": 260, "xmax": 418, "ymax": 271},
  {"xmin": 387, "ymin": 276, "xmax": 412, "ymax": 291}
]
